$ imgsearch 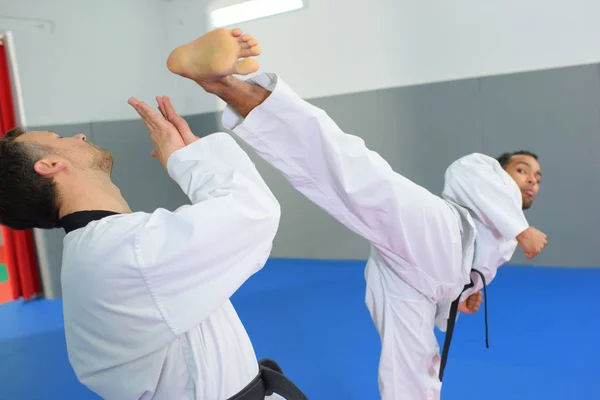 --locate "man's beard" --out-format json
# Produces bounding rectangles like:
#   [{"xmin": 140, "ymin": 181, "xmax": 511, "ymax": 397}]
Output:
[
  {"xmin": 90, "ymin": 145, "xmax": 114, "ymax": 174},
  {"xmin": 522, "ymin": 196, "xmax": 533, "ymax": 210}
]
